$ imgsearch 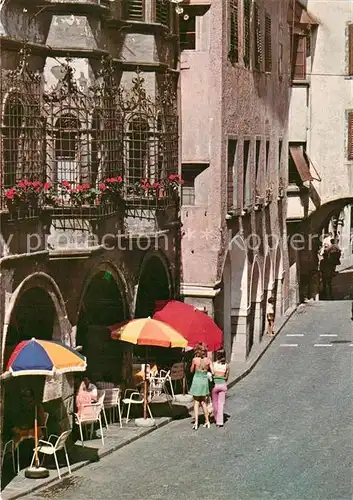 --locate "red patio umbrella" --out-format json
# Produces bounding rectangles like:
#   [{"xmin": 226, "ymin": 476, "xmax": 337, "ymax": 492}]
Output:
[{"xmin": 153, "ymin": 300, "xmax": 223, "ymax": 352}]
